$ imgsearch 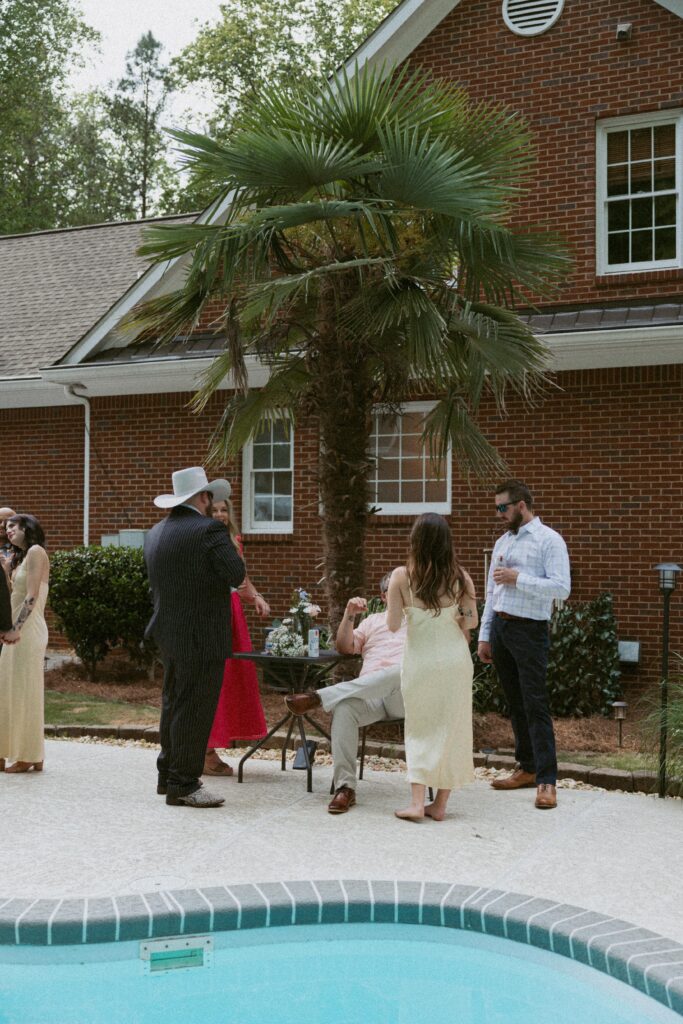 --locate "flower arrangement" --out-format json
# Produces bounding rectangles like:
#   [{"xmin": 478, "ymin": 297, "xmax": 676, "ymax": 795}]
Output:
[
  {"xmin": 267, "ymin": 624, "xmax": 306, "ymax": 657},
  {"xmin": 285, "ymin": 588, "xmax": 322, "ymax": 637},
  {"xmin": 265, "ymin": 587, "xmax": 330, "ymax": 656}
]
